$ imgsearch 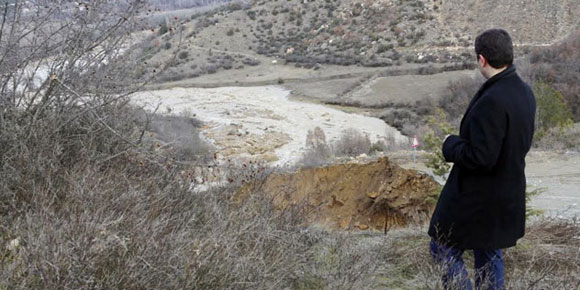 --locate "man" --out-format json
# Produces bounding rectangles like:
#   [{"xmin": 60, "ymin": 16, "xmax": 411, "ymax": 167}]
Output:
[{"xmin": 428, "ymin": 29, "xmax": 536, "ymax": 289}]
